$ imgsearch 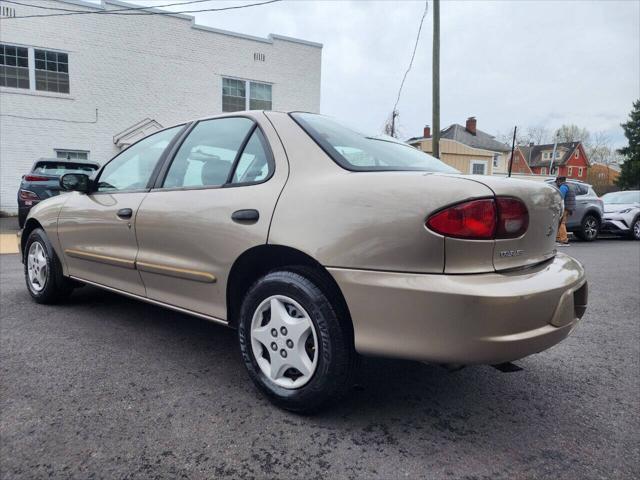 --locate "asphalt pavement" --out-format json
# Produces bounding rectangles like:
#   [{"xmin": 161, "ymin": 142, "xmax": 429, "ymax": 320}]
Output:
[{"xmin": 1, "ymin": 239, "xmax": 639, "ymax": 479}]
